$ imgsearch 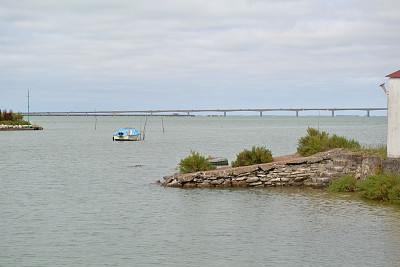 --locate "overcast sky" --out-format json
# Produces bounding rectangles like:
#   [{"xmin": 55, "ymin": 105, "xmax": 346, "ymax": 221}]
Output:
[{"xmin": 1, "ymin": 0, "xmax": 399, "ymax": 113}]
